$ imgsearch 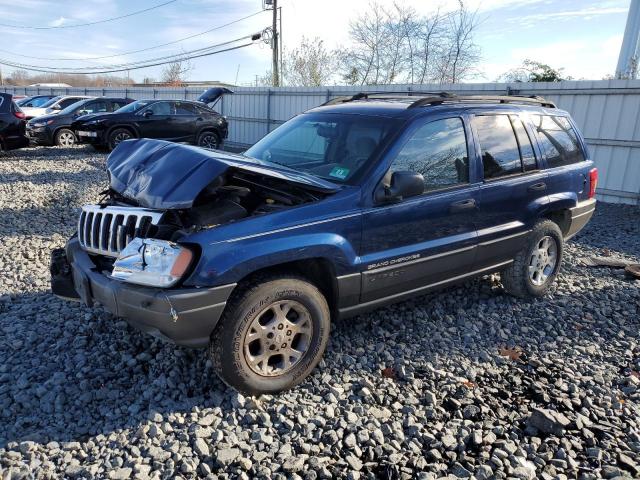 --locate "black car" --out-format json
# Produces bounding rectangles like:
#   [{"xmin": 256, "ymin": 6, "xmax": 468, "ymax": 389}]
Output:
[
  {"xmin": 26, "ymin": 97, "xmax": 133, "ymax": 147},
  {"xmin": 0, "ymin": 93, "xmax": 29, "ymax": 151},
  {"xmin": 72, "ymin": 88, "xmax": 231, "ymax": 151}
]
